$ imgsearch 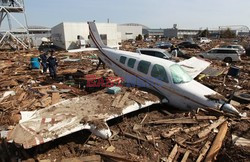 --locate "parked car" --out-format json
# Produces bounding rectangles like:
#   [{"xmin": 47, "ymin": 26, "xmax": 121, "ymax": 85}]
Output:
[
  {"xmin": 199, "ymin": 37, "xmax": 212, "ymax": 44},
  {"xmin": 155, "ymin": 42, "xmax": 172, "ymax": 49},
  {"xmin": 136, "ymin": 48, "xmax": 190, "ymax": 60},
  {"xmin": 136, "ymin": 48, "xmax": 172, "ymax": 59},
  {"xmin": 220, "ymin": 45, "xmax": 246, "ymax": 55},
  {"xmin": 200, "ymin": 48, "xmax": 241, "ymax": 62},
  {"xmin": 177, "ymin": 41, "xmax": 201, "ymax": 49}
]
